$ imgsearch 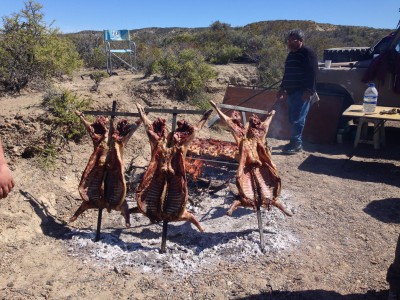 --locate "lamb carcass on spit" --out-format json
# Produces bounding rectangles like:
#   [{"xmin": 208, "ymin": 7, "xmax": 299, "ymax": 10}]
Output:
[
  {"xmin": 209, "ymin": 101, "xmax": 292, "ymax": 217},
  {"xmin": 70, "ymin": 111, "xmax": 141, "ymax": 227},
  {"xmin": 135, "ymin": 103, "xmax": 212, "ymax": 232},
  {"xmin": 188, "ymin": 137, "xmax": 239, "ymax": 162}
]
